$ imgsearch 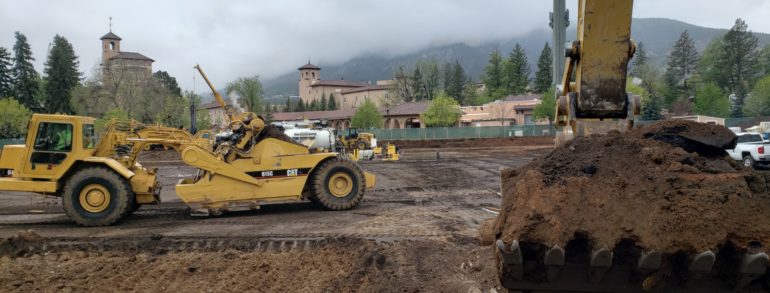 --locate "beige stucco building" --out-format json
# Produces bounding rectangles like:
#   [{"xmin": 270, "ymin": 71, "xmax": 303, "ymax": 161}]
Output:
[
  {"xmin": 297, "ymin": 63, "xmax": 392, "ymax": 110},
  {"xmin": 460, "ymin": 94, "xmax": 545, "ymax": 127},
  {"xmin": 197, "ymin": 101, "xmax": 231, "ymax": 131},
  {"xmin": 100, "ymin": 31, "xmax": 153, "ymax": 82}
]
